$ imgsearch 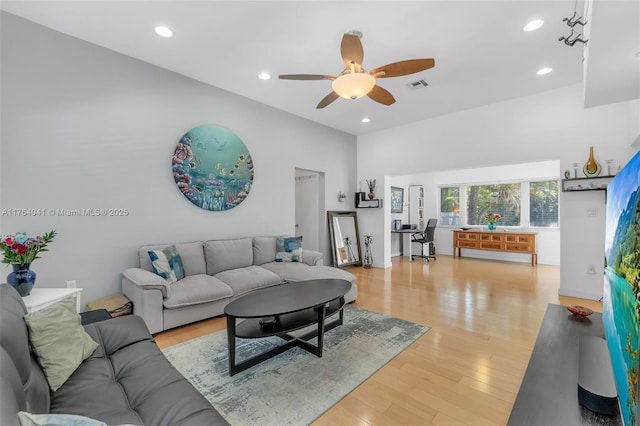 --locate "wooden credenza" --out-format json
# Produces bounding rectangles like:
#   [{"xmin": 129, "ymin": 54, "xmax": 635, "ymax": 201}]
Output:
[{"xmin": 453, "ymin": 230, "xmax": 537, "ymax": 265}]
